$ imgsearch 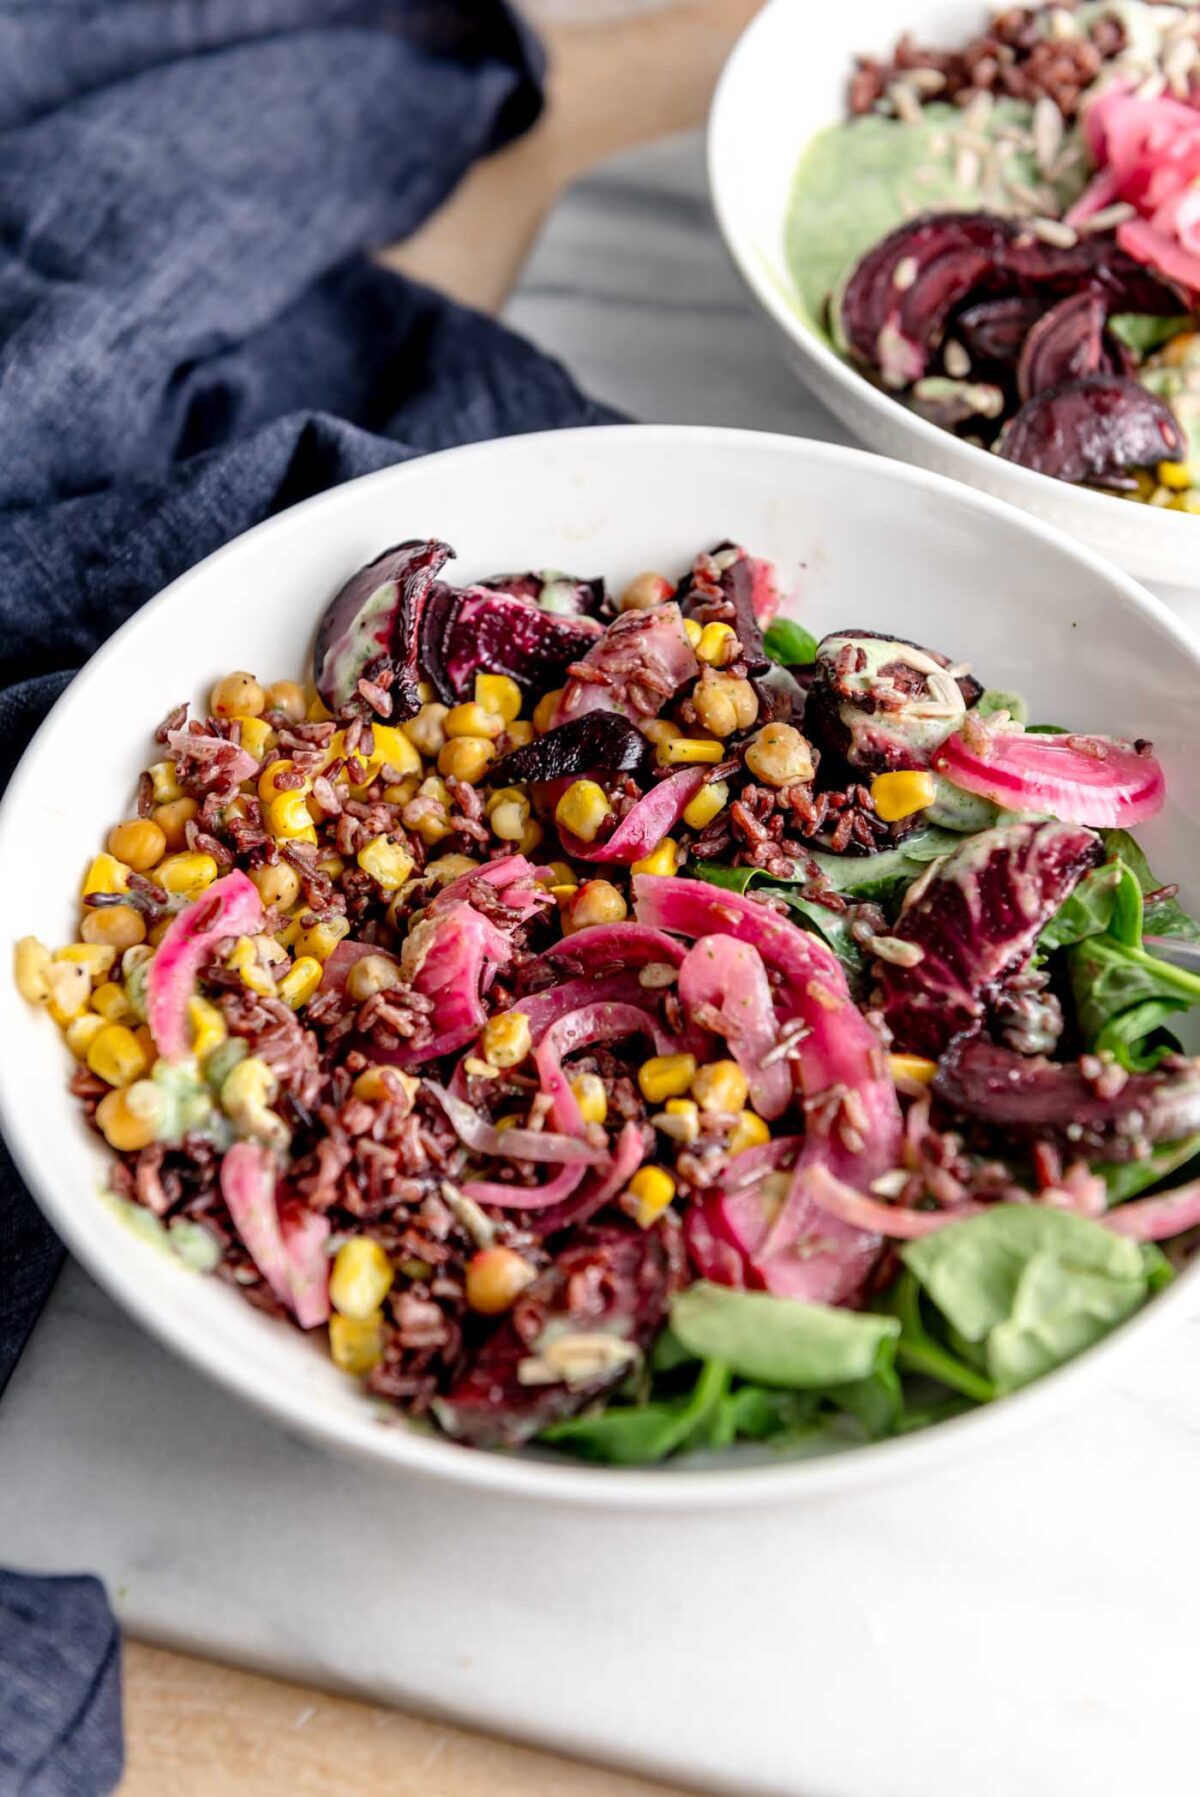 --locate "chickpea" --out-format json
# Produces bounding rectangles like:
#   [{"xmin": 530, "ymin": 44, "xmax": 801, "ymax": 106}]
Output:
[
  {"xmin": 465, "ymin": 1247, "xmax": 537, "ymax": 1315},
  {"xmin": 106, "ymin": 818, "xmax": 166, "ymax": 873},
  {"xmin": 152, "ymin": 796, "xmax": 199, "ymax": 851},
  {"xmin": 563, "ymin": 879, "xmax": 628, "ymax": 933},
  {"xmin": 402, "ymin": 702, "xmax": 449, "ymax": 759},
  {"xmin": 532, "ymin": 689, "xmax": 563, "ymax": 734},
  {"xmin": 692, "ymin": 670, "xmax": 759, "ymax": 739},
  {"xmin": 437, "ymin": 736, "xmax": 495, "ymax": 785},
  {"xmin": 443, "ymin": 702, "xmax": 505, "ymax": 741},
  {"xmin": 210, "ymin": 671, "xmax": 266, "ymax": 718},
  {"xmin": 266, "ymin": 680, "xmax": 308, "ymax": 723},
  {"xmin": 346, "ymin": 954, "xmax": 403, "ymax": 1004},
  {"xmin": 744, "ymin": 722, "xmax": 815, "ymax": 788},
  {"xmin": 250, "ymin": 860, "xmax": 302, "ymax": 910},
  {"xmin": 95, "ymin": 1085, "xmax": 160, "ymax": 1153},
  {"xmin": 620, "ymin": 571, "xmax": 674, "ymax": 612},
  {"xmin": 81, "ymin": 905, "xmax": 146, "ymax": 951}
]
